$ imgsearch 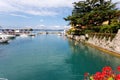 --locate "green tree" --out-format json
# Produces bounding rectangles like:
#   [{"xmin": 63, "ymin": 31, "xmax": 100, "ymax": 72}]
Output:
[{"xmin": 64, "ymin": 0, "xmax": 118, "ymax": 28}]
